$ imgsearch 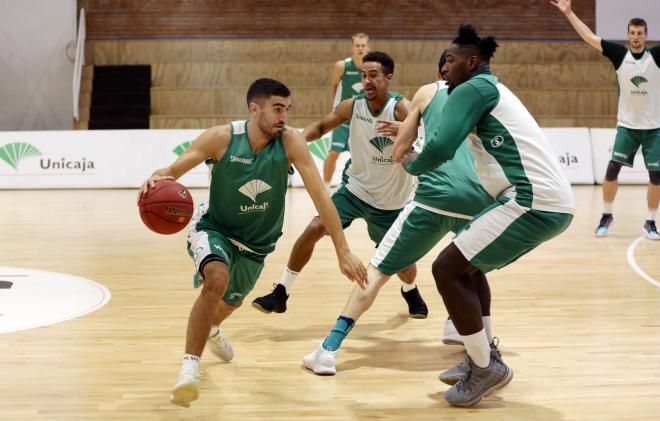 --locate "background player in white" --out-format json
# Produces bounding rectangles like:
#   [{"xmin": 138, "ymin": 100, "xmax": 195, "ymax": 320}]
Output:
[
  {"xmin": 551, "ymin": 0, "xmax": 660, "ymax": 239},
  {"xmin": 252, "ymin": 52, "xmax": 429, "ymax": 320},
  {"xmin": 324, "ymin": 33, "xmax": 370, "ymax": 185}
]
